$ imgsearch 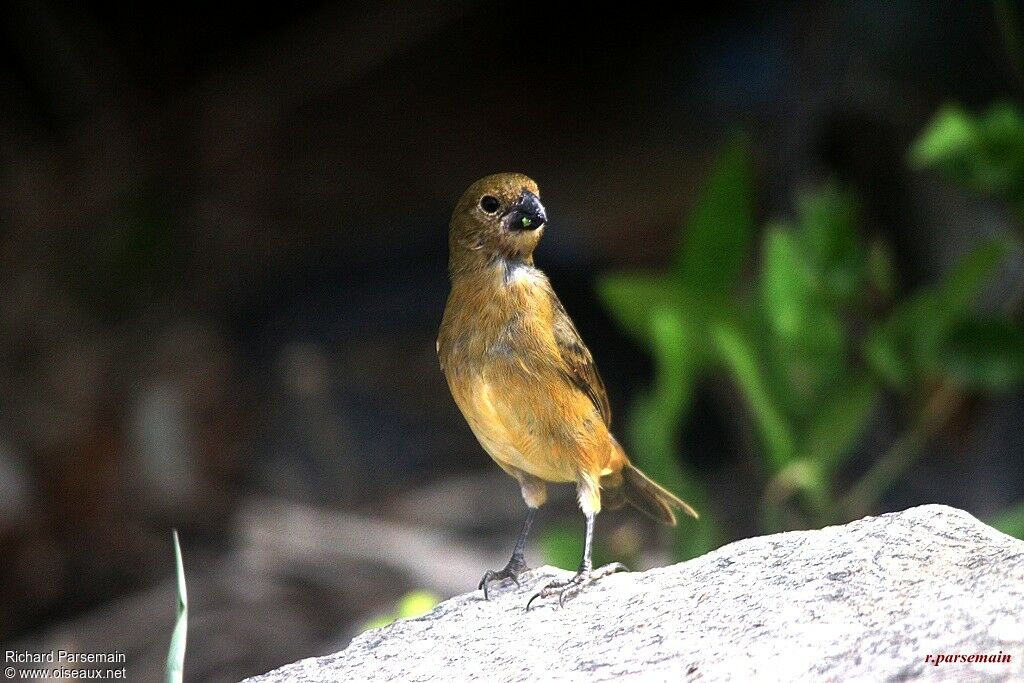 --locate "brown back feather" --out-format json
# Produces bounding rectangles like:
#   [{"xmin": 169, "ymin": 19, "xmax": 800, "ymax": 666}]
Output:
[{"xmin": 550, "ymin": 293, "xmax": 612, "ymax": 425}]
